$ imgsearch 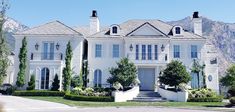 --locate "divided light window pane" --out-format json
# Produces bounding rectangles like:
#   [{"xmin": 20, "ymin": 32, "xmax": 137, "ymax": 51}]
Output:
[
  {"xmin": 112, "ymin": 44, "xmax": 119, "ymax": 58},
  {"xmin": 142, "ymin": 45, "xmax": 146, "ymax": 60},
  {"xmin": 95, "ymin": 44, "xmax": 102, "ymax": 58}
]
